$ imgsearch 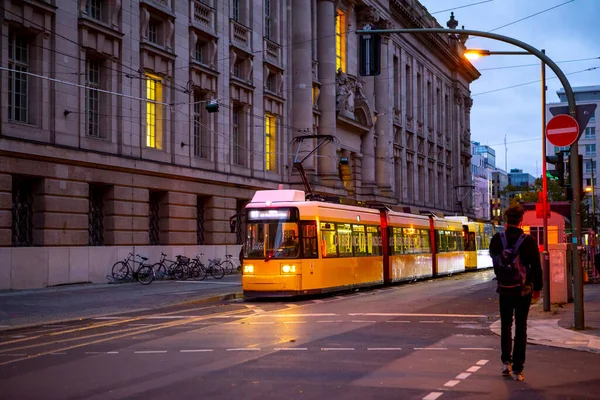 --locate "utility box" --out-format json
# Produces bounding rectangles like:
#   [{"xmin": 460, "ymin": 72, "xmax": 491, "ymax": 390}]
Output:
[{"xmin": 548, "ymin": 243, "xmax": 570, "ymax": 304}]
